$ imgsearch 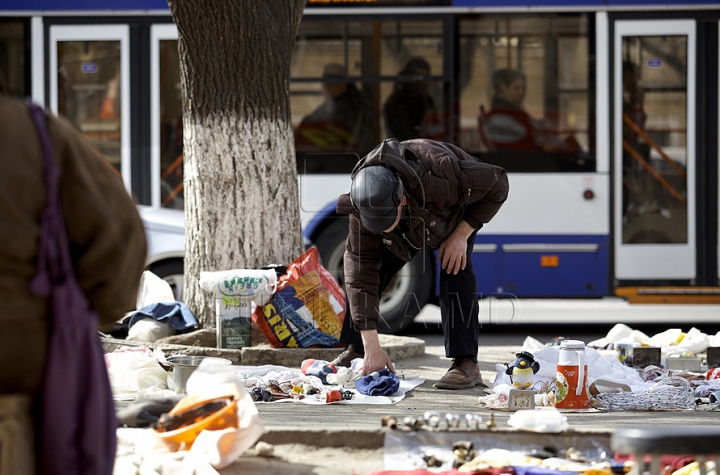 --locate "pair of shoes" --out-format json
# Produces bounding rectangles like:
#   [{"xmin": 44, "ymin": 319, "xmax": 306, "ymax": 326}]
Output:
[
  {"xmin": 433, "ymin": 358, "xmax": 482, "ymax": 390},
  {"xmin": 330, "ymin": 346, "xmax": 364, "ymax": 368}
]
